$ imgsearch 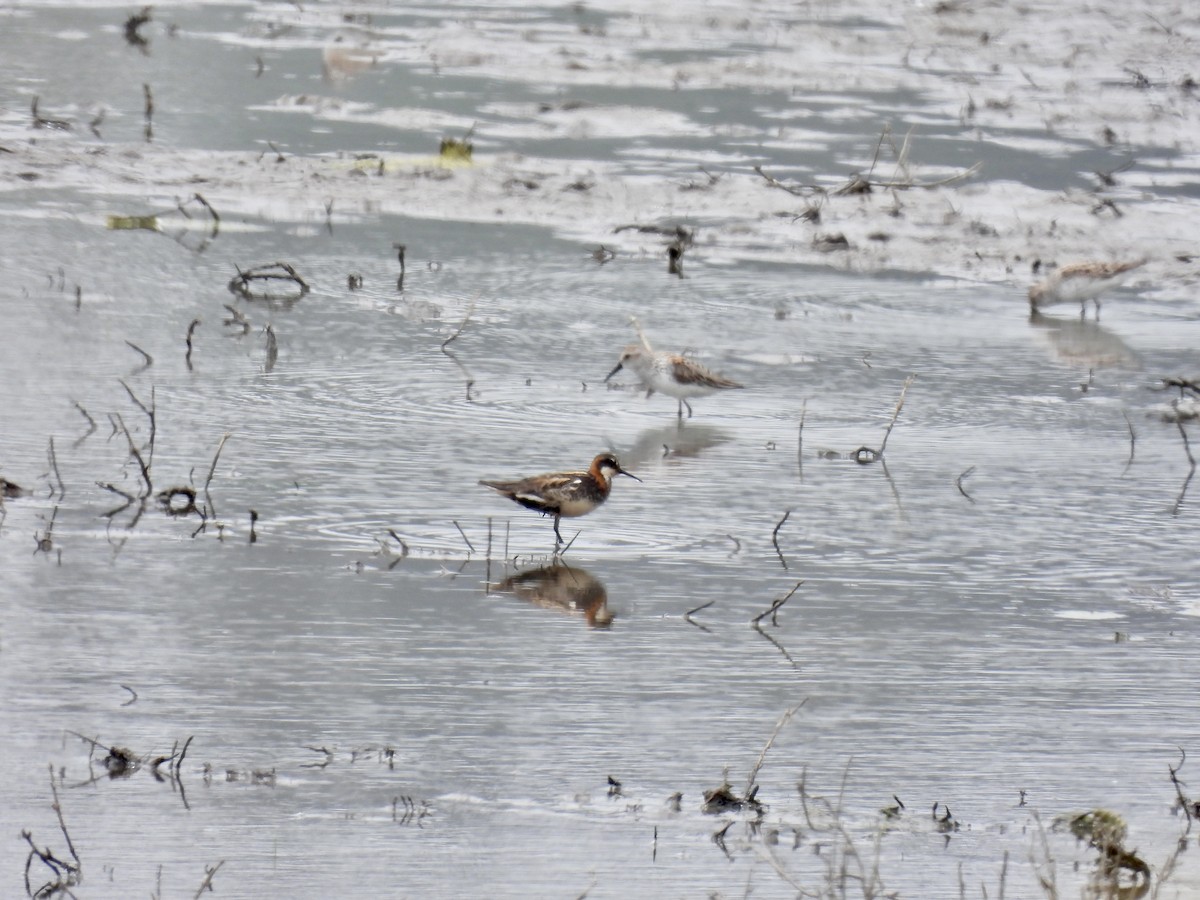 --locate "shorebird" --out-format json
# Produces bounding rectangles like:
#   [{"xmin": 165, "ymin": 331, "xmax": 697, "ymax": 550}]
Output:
[
  {"xmin": 1028, "ymin": 259, "xmax": 1146, "ymax": 318},
  {"xmin": 479, "ymin": 453, "xmax": 640, "ymax": 549},
  {"xmin": 605, "ymin": 344, "xmax": 744, "ymax": 418}
]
